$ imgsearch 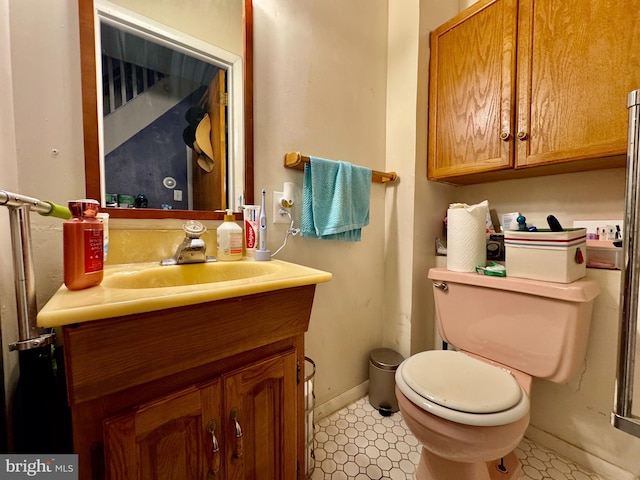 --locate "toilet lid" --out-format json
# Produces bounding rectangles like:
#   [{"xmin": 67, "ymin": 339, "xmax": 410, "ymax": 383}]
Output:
[{"xmin": 401, "ymin": 350, "xmax": 522, "ymax": 414}]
